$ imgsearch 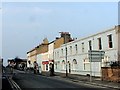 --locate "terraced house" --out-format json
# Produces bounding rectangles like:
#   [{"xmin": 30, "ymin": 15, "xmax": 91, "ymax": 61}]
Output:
[
  {"xmin": 27, "ymin": 25, "xmax": 120, "ymax": 77},
  {"xmin": 27, "ymin": 32, "xmax": 72, "ymax": 72},
  {"xmin": 54, "ymin": 25, "xmax": 120, "ymax": 77},
  {"xmin": 27, "ymin": 48, "xmax": 37, "ymax": 68}
]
